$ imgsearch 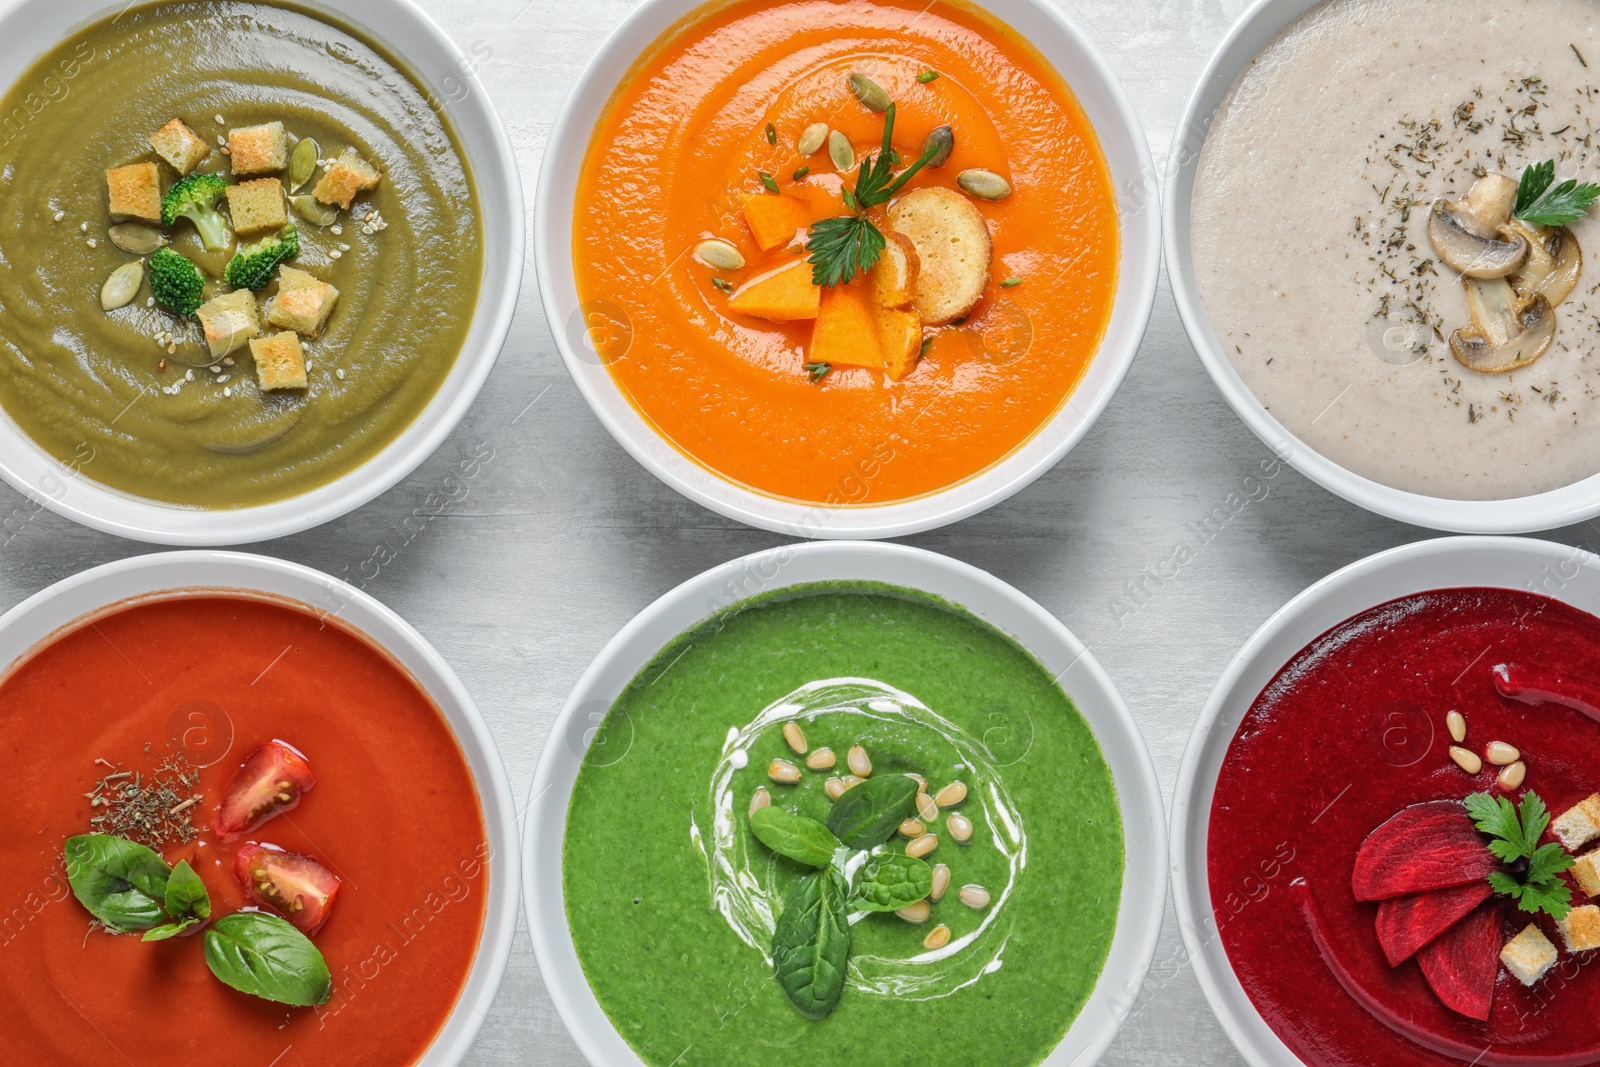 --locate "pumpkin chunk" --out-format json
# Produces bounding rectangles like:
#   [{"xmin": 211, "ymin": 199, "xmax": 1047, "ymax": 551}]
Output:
[
  {"xmin": 727, "ymin": 260, "xmax": 820, "ymax": 321},
  {"xmin": 810, "ymin": 283, "xmax": 884, "ymax": 370},
  {"xmin": 742, "ymin": 194, "xmax": 810, "ymax": 251},
  {"xmin": 875, "ymin": 306, "xmax": 922, "ymax": 381}
]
